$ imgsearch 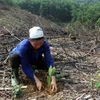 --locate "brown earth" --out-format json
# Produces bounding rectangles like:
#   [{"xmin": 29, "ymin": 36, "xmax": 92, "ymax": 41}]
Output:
[{"xmin": 0, "ymin": 3, "xmax": 100, "ymax": 100}]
